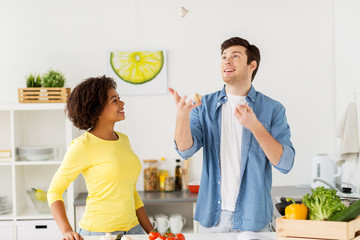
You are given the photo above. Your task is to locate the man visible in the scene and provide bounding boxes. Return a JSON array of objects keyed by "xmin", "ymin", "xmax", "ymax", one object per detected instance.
[{"xmin": 169, "ymin": 37, "xmax": 295, "ymax": 232}]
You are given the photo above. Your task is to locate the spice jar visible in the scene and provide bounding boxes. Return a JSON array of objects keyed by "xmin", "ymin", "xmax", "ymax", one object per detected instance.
[
  {"xmin": 143, "ymin": 159, "xmax": 158, "ymax": 191},
  {"xmin": 165, "ymin": 176, "xmax": 175, "ymax": 191}
]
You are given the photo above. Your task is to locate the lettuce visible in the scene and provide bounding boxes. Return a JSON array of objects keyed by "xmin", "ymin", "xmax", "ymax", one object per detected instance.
[{"xmin": 302, "ymin": 187, "xmax": 346, "ymax": 221}]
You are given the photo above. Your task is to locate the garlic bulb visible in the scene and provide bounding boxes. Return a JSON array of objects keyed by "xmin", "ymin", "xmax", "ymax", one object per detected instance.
[
  {"xmin": 101, "ymin": 233, "xmax": 115, "ymax": 240},
  {"xmin": 121, "ymin": 236, "xmax": 133, "ymax": 240},
  {"xmin": 178, "ymin": 7, "xmax": 189, "ymax": 18}
]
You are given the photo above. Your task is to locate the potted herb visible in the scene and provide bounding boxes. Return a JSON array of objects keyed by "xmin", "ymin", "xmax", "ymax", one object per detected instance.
[
  {"xmin": 42, "ymin": 70, "xmax": 66, "ymax": 87},
  {"xmin": 26, "ymin": 74, "xmax": 42, "ymax": 87}
]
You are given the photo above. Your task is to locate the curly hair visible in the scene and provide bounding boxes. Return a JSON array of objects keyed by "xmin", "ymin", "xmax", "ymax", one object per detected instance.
[
  {"xmin": 221, "ymin": 37, "xmax": 261, "ymax": 82},
  {"xmin": 66, "ymin": 76, "xmax": 117, "ymax": 130}
]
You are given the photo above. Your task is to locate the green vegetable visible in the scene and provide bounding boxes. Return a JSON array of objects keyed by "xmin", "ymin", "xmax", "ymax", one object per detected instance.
[
  {"xmin": 302, "ymin": 186, "xmax": 346, "ymax": 221},
  {"xmin": 328, "ymin": 199, "xmax": 360, "ymax": 221},
  {"xmin": 42, "ymin": 70, "xmax": 65, "ymax": 87}
]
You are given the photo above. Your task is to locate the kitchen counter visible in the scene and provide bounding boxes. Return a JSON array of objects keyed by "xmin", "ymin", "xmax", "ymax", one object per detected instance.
[
  {"xmin": 83, "ymin": 232, "xmax": 276, "ymax": 240},
  {"xmin": 75, "ymin": 186, "xmax": 310, "ymax": 206},
  {"xmin": 74, "ymin": 190, "xmax": 198, "ymax": 206}
]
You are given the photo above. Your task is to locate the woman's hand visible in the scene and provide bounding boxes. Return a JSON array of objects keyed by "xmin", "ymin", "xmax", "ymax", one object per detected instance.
[{"xmin": 63, "ymin": 231, "xmax": 83, "ymax": 240}]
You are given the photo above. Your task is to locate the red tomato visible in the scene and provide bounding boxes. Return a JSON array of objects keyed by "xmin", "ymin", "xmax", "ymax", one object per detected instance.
[
  {"xmin": 149, "ymin": 231, "xmax": 161, "ymax": 240},
  {"xmin": 166, "ymin": 237, "xmax": 176, "ymax": 240},
  {"xmin": 175, "ymin": 233, "xmax": 185, "ymax": 240}
]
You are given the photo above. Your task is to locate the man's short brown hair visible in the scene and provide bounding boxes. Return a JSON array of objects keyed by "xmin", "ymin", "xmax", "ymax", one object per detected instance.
[{"xmin": 221, "ymin": 37, "xmax": 261, "ymax": 82}]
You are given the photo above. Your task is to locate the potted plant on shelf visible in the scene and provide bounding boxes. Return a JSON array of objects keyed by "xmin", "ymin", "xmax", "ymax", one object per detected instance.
[{"xmin": 18, "ymin": 70, "xmax": 71, "ymax": 103}]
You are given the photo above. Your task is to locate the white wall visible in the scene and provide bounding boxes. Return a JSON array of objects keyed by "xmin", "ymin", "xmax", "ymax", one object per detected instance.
[
  {"xmin": 1, "ymin": 0, "xmax": 352, "ymax": 189},
  {"xmin": 334, "ymin": 0, "xmax": 360, "ymax": 192}
]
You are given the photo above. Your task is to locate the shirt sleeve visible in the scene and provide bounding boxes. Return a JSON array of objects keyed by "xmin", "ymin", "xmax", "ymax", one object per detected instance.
[
  {"xmin": 133, "ymin": 186, "xmax": 144, "ymax": 210},
  {"xmin": 47, "ymin": 140, "xmax": 90, "ymax": 206},
  {"xmin": 270, "ymin": 103, "xmax": 295, "ymax": 174},
  {"xmin": 175, "ymin": 106, "xmax": 203, "ymax": 159}
]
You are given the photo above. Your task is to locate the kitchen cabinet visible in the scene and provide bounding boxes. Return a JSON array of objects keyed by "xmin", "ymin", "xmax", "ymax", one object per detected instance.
[
  {"xmin": 0, "ymin": 221, "xmax": 13, "ymax": 240},
  {"xmin": 0, "ymin": 103, "xmax": 77, "ymax": 240},
  {"xmin": 16, "ymin": 220, "xmax": 62, "ymax": 240},
  {"xmin": 74, "ymin": 191, "xmax": 198, "ymax": 233}
]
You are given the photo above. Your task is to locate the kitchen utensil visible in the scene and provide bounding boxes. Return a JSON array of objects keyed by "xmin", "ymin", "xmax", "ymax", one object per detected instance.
[
  {"xmin": 188, "ymin": 181, "xmax": 200, "ymax": 193},
  {"xmin": 169, "ymin": 214, "xmax": 186, "ymax": 233},
  {"xmin": 311, "ymin": 154, "xmax": 341, "ymax": 189},
  {"xmin": 154, "ymin": 214, "xmax": 169, "ymax": 234},
  {"xmin": 148, "ymin": 216, "xmax": 157, "ymax": 229},
  {"xmin": 26, "ymin": 189, "xmax": 50, "ymax": 213},
  {"xmin": 17, "ymin": 146, "xmax": 54, "ymax": 161},
  {"xmin": 0, "ymin": 195, "xmax": 7, "ymax": 204}
]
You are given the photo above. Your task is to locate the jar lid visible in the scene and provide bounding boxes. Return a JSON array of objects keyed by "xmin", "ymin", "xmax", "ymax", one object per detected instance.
[{"xmin": 143, "ymin": 159, "xmax": 157, "ymax": 163}]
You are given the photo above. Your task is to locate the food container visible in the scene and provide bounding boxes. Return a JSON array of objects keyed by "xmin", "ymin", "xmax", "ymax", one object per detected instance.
[
  {"xmin": 188, "ymin": 181, "xmax": 200, "ymax": 193},
  {"xmin": 165, "ymin": 176, "xmax": 175, "ymax": 192},
  {"xmin": 143, "ymin": 160, "xmax": 158, "ymax": 192},
  {"xmin": 276, "ymin": 216, "xmax": 360, "ymax": 240},
  {"xmin": 26, "ymin": 189, "xmax": 50, "ymax": 213}
]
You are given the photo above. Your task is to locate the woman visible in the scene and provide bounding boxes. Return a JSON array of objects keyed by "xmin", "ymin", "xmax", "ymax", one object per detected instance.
[{"xmin": 47, "ymin": 76, "xmax": 154, "ymax": 240}]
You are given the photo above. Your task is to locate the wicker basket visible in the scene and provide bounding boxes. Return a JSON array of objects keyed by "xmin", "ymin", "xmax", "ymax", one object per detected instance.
[
  {"xmin": 18, "ymin": 88, "xmax": 71, "ymax": 103},
  {"xmin": 276, "ymin": 216, "xmax": 360, "ymax": 240}
]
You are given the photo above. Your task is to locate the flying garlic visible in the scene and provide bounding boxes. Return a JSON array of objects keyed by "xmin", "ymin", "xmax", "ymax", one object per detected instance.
[{"xmin": 178, "ymin": 7, "xmax": 189, "ymax": 18}]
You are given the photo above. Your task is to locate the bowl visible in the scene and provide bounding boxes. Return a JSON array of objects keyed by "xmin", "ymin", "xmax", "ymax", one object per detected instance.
[
  {"xmin": 26, "ymin": 189, "xmax": 50, "ymax": 213},
  {"xmin": 188, "ymin": 183, "xmax": 200, "ymax": 193},
  {"xmin": 17, "ymin": 147, "xmax": 54, "ymax": 161}
]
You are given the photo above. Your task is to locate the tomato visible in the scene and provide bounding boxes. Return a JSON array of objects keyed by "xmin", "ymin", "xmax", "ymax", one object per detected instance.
[
  {"xmin": 166, "ymin": 237, "xmax": 176, "ymax": 240},
  {"xmin": 149, "ymin": 231, "xmax": 161, "ymax": 240},
  {"xmin": 175, "ymin": 233, "xmax": 185, "ymax": 240},
  {"xmin": 163, "ymin": 232, "xmax": 175, "ymax": 238}
]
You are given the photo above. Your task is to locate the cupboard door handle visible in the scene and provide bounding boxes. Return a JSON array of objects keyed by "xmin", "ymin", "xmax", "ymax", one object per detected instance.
[{"xmin": 35, "ymin": 225, "xmax": 47, "ymax": 229}]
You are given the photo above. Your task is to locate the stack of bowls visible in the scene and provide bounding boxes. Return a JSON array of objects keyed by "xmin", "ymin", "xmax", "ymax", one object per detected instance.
[
  {"xmin": 0, "ymin": 195, "xmax": 11, "ymax": 214},
  {"xmin": 17, "ymin": 147, "xmax": 54, "ymax": 161}
]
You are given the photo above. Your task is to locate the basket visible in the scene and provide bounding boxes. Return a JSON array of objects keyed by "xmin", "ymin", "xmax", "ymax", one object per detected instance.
[
  {"xmin": 18, "ymin": 88, "xmax": 71, "ymax": 103},
  {"xmin": 276, "ymin": 216, "xmax": 360, "ymax": 240}
]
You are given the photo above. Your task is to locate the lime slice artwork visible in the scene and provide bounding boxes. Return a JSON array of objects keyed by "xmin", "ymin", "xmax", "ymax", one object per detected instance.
[{"xmin": 110, "ymin": 51, "xmax": 164, "ymax": 85}]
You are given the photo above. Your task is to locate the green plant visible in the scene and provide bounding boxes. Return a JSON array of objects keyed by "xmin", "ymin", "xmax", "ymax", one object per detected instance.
[
  {"xmin": 26, "ymin": 74, "xmax": 42, "ymax": 87},
  {"xmin": 42, "ymin": 70, "xmax": 66, "ymax": 87}
]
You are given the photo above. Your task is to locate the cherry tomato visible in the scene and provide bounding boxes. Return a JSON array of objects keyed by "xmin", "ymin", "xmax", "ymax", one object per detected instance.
[
  {"xmin": 149, "ymin": 231, "xmax": 161, "ymax": 240},
  {"xmin": 175, "ymin": 233, "xmax": 185, "ymax": 240},
  {"xmin": 163, "ymin": 232, "xmax": 175, "ymax": 238},
  {"xmin": 166, "ymin": 237, "xmax": 176, "ymax": 240}
]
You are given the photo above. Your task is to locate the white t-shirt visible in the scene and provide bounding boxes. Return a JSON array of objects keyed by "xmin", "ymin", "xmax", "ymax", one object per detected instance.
[{"xmin": 220, "ymin": 94, "xmax": 247, "ymax": 211}]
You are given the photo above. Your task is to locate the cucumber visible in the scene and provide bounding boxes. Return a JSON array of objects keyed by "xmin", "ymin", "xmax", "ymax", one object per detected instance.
[{"xmin": 328, "ymin": 199, "xmax": 360, "ymax": 221}]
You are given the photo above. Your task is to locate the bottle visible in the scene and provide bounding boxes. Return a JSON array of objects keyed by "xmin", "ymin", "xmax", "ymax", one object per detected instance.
[
  {"xmin": 175, "ymin": 159, "xmax": 182, "ymax": 191},
  {"xmin": 159, "ymin": 175, "xmax": 166, "ymax": 191},
  {"xmin": 158, "ymin": 157, "xmax": 169, "ymax": 186}
]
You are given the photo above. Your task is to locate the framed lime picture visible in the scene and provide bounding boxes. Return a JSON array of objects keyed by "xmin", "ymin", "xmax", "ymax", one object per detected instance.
[{"xmin": 108, "ymin": 50, "xmax": 167, "ymax": 96}]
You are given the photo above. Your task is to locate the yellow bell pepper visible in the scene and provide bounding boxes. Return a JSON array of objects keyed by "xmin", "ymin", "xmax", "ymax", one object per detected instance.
[{"xmin": 285, "ymin": 198, "xmax": 308, "ymax": 220}]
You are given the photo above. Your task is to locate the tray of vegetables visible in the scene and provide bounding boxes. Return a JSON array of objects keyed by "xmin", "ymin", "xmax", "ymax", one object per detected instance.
[{"xmin": 276, "ymin": 187, "xmax": 360, "ymax": 240}]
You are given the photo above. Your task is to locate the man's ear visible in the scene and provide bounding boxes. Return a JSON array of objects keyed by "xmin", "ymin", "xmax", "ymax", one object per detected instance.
[{"xmin": 249, "ymin": 60, "xmax": 257, "ymax": 71}]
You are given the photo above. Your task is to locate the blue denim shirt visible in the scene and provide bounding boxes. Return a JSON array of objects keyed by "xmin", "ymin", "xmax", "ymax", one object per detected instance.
[{"xmin": 176, "ymin": 85, "xmax": 295, "ymax": 231}]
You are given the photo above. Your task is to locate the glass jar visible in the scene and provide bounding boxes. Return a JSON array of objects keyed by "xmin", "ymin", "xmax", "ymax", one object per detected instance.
[
  {"xmin": 165, "ymin": 176, "xmax": 175, "ymax": 192},
  {"xmin": 143, "ymin": 159, "xmax": 158, "ymax": 191}
]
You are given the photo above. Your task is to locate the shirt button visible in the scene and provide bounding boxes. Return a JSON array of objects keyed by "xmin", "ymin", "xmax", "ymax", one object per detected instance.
[
  {"xmin": 218, "ymin": 201, "xmax": 220, "ymax": 204},
  {"xmin": 218, "ymin": 181, "xmax": 220, "ymax": 184}
]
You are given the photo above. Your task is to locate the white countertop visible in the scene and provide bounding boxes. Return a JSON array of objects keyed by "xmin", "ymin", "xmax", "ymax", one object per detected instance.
[{"xmin": 83, "ymin": 232, "xmax": 276, "ymax": 240}]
